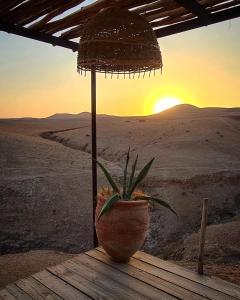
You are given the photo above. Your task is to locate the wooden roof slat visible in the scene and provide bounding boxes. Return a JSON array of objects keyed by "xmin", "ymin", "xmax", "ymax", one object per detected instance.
[
  {"xmin": 140, "ymin": 5, "xmax": 179, "ymax": 18},
  {"xmin": 146, "ymin": 5, "xmax": 187, "ymax": 22},
  {"xmin": 61, "ymin": 0, "xmax": 240, "ymax": 39},
  {"xmin": 35, "ymin": 0, "xmax": 158, "ymax": 34},
  {"xmin": 2, "ymin": 0, "xmax": 66, "ymax": 25},
  {"xmin": 151, "ymin": 13, "xmax": 195, "ymax": 28},
  {"xmin": 36, "ymin": 0, "xmax": 116, "ymax": 34},
  {"xmin": 148, "ymin": 0, "xmax": 238, "ymax": 24},
  {"xmin": 60, "ymin": 0, "xmax": 177, "ymax": 39},
  {"xmin": 155, "ymin": 5, "xmax": 240, "ymax": 37},
  {"xmin": 0, "ymin": 0, "xmax": 26, "ymax": 15},
  {"xmin": 0, "ymin": 0, "xmax": 239, "ymax": 48},
  {"xmin": 23, "ymin": 0, "xmax": 86, "ymax": 28},
  {"xmin": 141, "ymin": 7, "xmax": 168, "ymax": 18},
  {"xmin": 133, "ymin": 0, "xmax": 177, "ymax": 14},
  {"xmin": 199, "ymin": 0, "xmax": 233, "ymax": 6},
  {"xmin": 123, "ymin": 0, "xmax": 160, "ymax": 9},
  {"xmin": 61, "ymin": 23, "xmax": 85, "ymax": 40},
  {"xmin": 27, "ymin": 0, "xmax": 239, "ymax": 35},
  {"xmin": 209, "ymin": 0, "xmax": 240, "ymax": 12},
  {"xmin": 29, "ymin": 0, "xmax": 85, "ymax": 30},
  {"xmin": 60, "ymin": 0, "xmax": 168, "ymax": 39},
  {"xmin": 174, "ymin": 0, "xmax": 211, "ymax": 21},
  {"xmin": 146, "ymin": 0, "xmax": 232, "ymax": 23}
]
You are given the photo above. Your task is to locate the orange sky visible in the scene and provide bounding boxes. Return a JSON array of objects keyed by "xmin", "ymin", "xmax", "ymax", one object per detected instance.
[{"xmin": 0, "ymin": 18, "xmax": 239, "ymax": 118}]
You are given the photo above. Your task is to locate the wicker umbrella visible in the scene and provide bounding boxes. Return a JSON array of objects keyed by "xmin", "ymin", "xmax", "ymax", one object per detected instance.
[
  {"xmin": 77, "ymin": 7, "xmax": 163, "ymax": 75},
  {"xmin": 77, "ymin": 7, "xmax": 162, "ymax": 247}
]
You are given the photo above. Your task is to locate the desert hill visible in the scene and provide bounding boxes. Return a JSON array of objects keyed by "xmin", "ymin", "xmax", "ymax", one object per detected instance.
[
  {"xmin": 47, "ymin": 111, "xmax": 114, "ymax": 120},
  {"xmin": 45, "ymin": 104, "xmax": 240, "ymax": 179},
  {"xmin": 0, "ymin": 104, "xmax": 240, "ymax": 286}
]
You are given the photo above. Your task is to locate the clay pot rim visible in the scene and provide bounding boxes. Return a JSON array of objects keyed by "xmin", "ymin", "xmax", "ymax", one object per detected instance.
[{"xmin": 98, "ymin": 195, "xmax": 149, "ymax": 208}]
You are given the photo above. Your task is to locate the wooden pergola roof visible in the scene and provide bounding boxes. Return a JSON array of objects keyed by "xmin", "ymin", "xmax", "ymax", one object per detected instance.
[{"xmin": 0, "ymin": 0, "xmax": 239, "ymax": 52}]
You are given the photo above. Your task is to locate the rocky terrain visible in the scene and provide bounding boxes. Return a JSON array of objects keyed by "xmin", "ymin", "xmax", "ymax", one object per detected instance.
[{"xmin": 0, "ymin": 104, "xmax": 240, "ymax": 286}]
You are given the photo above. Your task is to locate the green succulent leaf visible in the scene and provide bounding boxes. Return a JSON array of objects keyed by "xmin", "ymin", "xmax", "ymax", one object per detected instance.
[
  {"xmin": 128, "ymin": 158, "xmax": 155, "ymax": 197},
  {"xmin": 96, "ymin": 160, "xmax": 120, "ymax": 193},
  {"xmin": 98, "ymin": 193, "xmax": 121, "ymax": 220},
  {"xmin": 126, "ymin": 154, "xmax": 138, "ymax": 198},
  {"xmin": 123, "ymin": 147, "xmax": 130, "ymax": 198},
  {"xmin": 133, "ymin": 195, "xmax": 177, "ymax": 216}
]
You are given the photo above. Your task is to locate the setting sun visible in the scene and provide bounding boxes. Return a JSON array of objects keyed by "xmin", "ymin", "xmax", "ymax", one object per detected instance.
[{"xmin": 153, "ymin": 97, "xmax": 183, "ymax": 114}]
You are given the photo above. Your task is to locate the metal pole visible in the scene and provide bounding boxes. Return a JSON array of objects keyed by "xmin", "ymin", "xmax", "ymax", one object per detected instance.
[{"xmin": 91, "ymin": 68, "xmax": 98, "ymax": 247}]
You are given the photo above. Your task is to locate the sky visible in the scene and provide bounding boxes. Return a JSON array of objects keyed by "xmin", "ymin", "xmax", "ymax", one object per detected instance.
[{"xmin": 0, "ymin": 7, "xmax": 239, "ymax": 118}]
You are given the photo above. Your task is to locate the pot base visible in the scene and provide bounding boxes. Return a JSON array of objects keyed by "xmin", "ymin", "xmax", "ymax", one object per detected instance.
[{"xmin": 108, "ymin": 254, "xmax": 130, "ymax": 263}]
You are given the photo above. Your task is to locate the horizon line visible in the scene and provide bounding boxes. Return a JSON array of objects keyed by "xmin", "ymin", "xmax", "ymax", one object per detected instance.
[{"xmin": 1, "ymin": 104, "xmax": 240, "ymax": 120}]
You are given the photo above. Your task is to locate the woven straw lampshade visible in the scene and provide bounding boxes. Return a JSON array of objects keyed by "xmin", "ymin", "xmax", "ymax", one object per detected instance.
[{"xmin": 77, "ymin": 7, "xmax": 162, "ymax": 76}]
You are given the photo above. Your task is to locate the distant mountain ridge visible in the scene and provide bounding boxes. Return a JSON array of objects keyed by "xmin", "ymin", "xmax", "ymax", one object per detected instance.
[
  {"xmin": 151, "ymin": 104, "xmax": 240, "ymax": 118},
  {"xmin": 46, "ymin": 111, "xmax": 115, "ymax": 119},
  {"xmin": 48, "ymin": 104, "xmax": 240, "ymax": 120},
  {"xmin": 46, "ymin": 112, "xmax": 91, "ymax": 119},
  {"xmin": 3, "ymin": 104, "xmax": 238, "ymax": 120}
]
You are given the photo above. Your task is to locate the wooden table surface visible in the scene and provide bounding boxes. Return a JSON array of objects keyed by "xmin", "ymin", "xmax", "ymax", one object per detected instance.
[{"xmin": 1, "ymin": 247, "xmax": 240, "ymax": 299}]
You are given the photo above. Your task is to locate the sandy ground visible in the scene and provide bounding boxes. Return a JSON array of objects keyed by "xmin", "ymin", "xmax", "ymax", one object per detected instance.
[
  {"xmin": 0, "ymin": 250, "xmax": 74, "ymax": 288},
  {"xmin": 175, "ymin": 260, "xmax": 240, "ymax": 285},
  {"xmin": 0, "ymin": 104, "xmax": 240, "ymax": 287}
]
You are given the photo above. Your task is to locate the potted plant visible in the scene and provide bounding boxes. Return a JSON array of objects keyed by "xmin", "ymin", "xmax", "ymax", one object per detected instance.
[{"xmin": 95, "ymin": 149, "xmax": 176, "ymax": 262}]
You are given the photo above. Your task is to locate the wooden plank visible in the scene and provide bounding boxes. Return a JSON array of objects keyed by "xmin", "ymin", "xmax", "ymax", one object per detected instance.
[
  {"xmin": 132, "ymin": 250, "xmax": 240, "ymax": 299},
  {"xmin": 96, "ymin": 247, "xmax": 236, "ymax": 300},
  {"xmin": 72, "ymin": 254, "xmax": 176, "ymax": 299},
  {"xmin": 16, "ymin": 277, "xmax": 62, "ymax": 300},
  {"xmin": 61, "ymin": 259, "xmax": 144, "ymax": 299},
  {"xmin": 86, "ymin": 248, "xmax": 206, "ymax": 300},
  {"xmin": 5, "ymin": 284, "xmax": 33, "ymax": 300},
  {"xmin": 61, "ymin": 257, "xmax": 159, "ymax": 300},
  {"xmin": 32, "ymin": 270, "xmax": 91, "ymax": 300},
  {"xmin": 130, "ymin": 258, "xmax": 236, "ymax": 299},
  {"xmin": 49, "ymin": 262, "xmax": 120, "ymax": 300},
  {"xmin": 0, "ymin": 289, "xmax": 17, "ymax": 300}
]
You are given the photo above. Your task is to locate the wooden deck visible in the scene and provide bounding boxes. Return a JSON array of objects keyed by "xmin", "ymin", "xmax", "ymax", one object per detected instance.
[{"xmin": 1, "ymin": 247, "xmax": 240, "ymax": 300}]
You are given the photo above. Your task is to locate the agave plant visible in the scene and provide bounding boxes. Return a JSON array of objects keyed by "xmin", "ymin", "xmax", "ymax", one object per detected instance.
[{"xmin": 97, "ymin": 149, "xmax": 176, "ymax": 219}]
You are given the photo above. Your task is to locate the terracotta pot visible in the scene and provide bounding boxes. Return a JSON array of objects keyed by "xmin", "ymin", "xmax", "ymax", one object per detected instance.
[{"xmin": 95, "ymin": 195, "xmax": 149, "ymax": 262}]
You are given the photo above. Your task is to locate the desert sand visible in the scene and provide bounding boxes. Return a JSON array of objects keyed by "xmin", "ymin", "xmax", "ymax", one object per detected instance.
[{"xmin": 0, "ymin": 104, "xmax": 240, "ymax": 287}]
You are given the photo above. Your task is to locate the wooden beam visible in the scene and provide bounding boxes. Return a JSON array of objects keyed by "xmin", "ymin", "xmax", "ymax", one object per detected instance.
[
  {"xmin": 155, "ymin": 6, "xmax": 240, "ymax": 38},
  {"xmin": 197, "ymin": 198, "xmax": 209, "ymax": 275},
  {"xmin": 0, "ymin": 20, "xmax": 78, "ymax": 51},
  {"xmin": 174, "ymin": 0, "xmax": 211, "ymax": 21}
]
